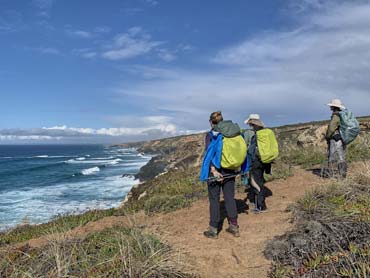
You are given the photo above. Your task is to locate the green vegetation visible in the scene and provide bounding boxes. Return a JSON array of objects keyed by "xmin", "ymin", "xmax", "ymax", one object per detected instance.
[
  {"xmin": 125, "ymin": 167, "xmax": 206, "ymax": 214},
  {"xmin": 144, "ymin": 195, "xmax": 192, "ymax": 215},
  {"xmin": 265, "ymin": 163, "xmax": 370, "ymax": 278},
  {"xmin": 277, "ymin": 132, "xmax": 370, "ymax": 170},
  {"xmin": 347, "ymin": 133, "xmax": 370, "ymax": 162},
  {"xmin": 279, "ymin": 146, "xmax": 326, "ymax": 169},
  {"xmin": 0, "ymin": 208, "xmax": 122, "ymax": 246},
  {"xmin": 0, "ymin": 226, "xmax": 193, "ymax": 278}
]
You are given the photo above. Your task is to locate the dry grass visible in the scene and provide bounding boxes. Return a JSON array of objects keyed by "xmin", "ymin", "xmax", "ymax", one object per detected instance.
[
  {"xmin": 0, "ymin": 225, "xmax": 195, "ymax": 278},
  {"xmin": 266, "ymin": 162, "xmax": 370, "ymax": 278}
]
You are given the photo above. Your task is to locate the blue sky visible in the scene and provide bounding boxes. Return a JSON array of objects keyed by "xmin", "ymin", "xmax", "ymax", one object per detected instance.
[{"xmin": 1, "ymin": 0, "xmax": 370, "ymax": 143}]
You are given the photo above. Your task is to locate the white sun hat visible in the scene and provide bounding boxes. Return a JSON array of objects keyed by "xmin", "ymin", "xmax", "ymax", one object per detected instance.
[
  {"xmin": 327, "ymin": 99, "xmax": 346, "ymax": 110},
  {"xmin": 244, "ymin": 113, "xmax": 265, "ymax": 127}
]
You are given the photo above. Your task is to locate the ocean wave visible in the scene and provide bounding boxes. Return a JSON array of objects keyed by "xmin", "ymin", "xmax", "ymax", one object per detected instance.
[
  {"xmin": 91, "ymin": 156, "xmax": 114, "ymax": 160},
  {"xmin": 34, "ymin": 155, "xmax": 76, "ymax": 158},
  {"xmin": 0, "ymin": 175, "xmax": 140, "ymax": 230},
  {"xmin": 65, "ymin": 158, "xmax": 122, "ymax": 165},
  {"xmin": 81, "ymin": 167, "xmax": 100, "ymax": 175},
  {"xmin": 0, "ymin": 162, "xmax": 63, "ymax": 176},
  {"xmin": 76, "ymin": 157, "xmax": 86, "ymax": 161}
]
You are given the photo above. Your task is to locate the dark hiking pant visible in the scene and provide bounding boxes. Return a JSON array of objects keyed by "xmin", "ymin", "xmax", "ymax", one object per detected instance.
[
  {"xmin": 208, "ymin": 169, "xmax": 237, "ymax": 229},
  {"xmin": 250, "ymin": 158, "xmax": 267, "ymax": 210}
]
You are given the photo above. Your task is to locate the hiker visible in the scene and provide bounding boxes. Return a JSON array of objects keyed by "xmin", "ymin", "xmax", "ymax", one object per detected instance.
[
  {"xmin": 245, "ymin": 114, "xmax": 278, "ymax": 212},
  {"xmin": 200, "ymin": 111, "xmax": 248, "ymax": 239},
  {"xmin": 325, "ymin": 99, "xmax": 360, "ymax": 178}
]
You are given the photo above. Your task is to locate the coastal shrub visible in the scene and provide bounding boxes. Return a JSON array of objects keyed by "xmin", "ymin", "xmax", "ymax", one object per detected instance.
[
  {"xmin": 266, "ymin": 164, "xmax": 370, "ymax": 277},
  {"xmin": 0, "ymin": 227, "xmax": 194, "ymax": 278},
  {"xmin": 347, "ymin": 133, "xmax": 370, "ymax": 162},
  {"xmin": 144, "ymin": 195, "xmax": 192, "ymax": 215},
  {"xmin": 0, "ymin": 208, "xmax": 121, "ymax": 246},
  {"xmin": 279, "ymin": 145, "xmax": 326, "ymax": 169},
  {"xmin": 125, "ymin": 167, "xmax": 206, "ymax": 214}
]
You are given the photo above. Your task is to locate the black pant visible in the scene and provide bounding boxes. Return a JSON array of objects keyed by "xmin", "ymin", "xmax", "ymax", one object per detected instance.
[
  {"xmin": 250, "ymin": 158, "xmax": 267, "ymax": 210},
  {"xmin": 207, "ymin": 169, "xmax": 237, "ymax": 228}
]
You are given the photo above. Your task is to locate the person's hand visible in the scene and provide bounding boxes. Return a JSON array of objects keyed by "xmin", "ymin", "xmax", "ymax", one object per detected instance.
[{"xmin": 211, "ymin": 168, "xmax": 223, "ymax": 182}]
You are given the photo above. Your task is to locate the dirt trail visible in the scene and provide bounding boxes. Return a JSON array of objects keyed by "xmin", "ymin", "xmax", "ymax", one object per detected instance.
[{"xmin": 13, "ymin": 169, "xmax": 325, "ymax": 278}]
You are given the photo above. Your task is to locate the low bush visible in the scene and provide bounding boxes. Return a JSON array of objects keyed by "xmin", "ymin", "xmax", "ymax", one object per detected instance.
[
  {"xmin": 0, "ymin": 227, "xmax": 194, "ymax": 278},
  {"xmin": 266, "ymin": 164, "xmax": 370, "ymax": 277}
]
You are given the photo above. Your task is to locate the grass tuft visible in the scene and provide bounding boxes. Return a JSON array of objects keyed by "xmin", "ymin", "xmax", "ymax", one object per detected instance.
[
  {"xmin": 266, "ymin": 162, "xmax": 370, "ymax": 277},
  {"xmin": 0, "ymin": 226, "xmax": 194, "ymax": 278}
]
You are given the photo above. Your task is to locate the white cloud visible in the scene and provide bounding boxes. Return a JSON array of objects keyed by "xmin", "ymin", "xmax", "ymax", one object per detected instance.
[
  {"xmin": 157, "ymin": 49, "xmax": 176, "ymax": 62},
  {"xmin": 43, "ymin": 116, "xmax": 178, "ymax": 136},
  {"xmin": 102, "ymin": 27, "xmax": 163, "ymax": 60},
  {"xmin": 82, "ymin": 52, "xmax": 97, "ymax": 58},
  {"xmin": 0, "ymin": 135, "xmax": 61, "ymax": 141},
  {"xmin": 38, "ymin": 47, "xmax": 60, "ymax": 55},
  {"xmin": 94, "ymin": 26, "xmax": 111, "ymax": 33},
  {"xmin": 67, "ymin": 30, "xmax": 93, "ymax": 39},
  {"xmin": 0, "ymin": 10, "xmax": 24, "ymax": 32},
  {"xmin": 145, "ymin": 0, "xmax": 159, "ymax": 6},
  {"xmin": 114, "ymin": 1, "xmax": 370, "ymax": 129},
  {"xmin": 0, "ymin": 115, "xmax": 188, "ymax": 143},
  {"xmin": 32, "ymin": 0, "xmax": 54, "ymax": 18}
]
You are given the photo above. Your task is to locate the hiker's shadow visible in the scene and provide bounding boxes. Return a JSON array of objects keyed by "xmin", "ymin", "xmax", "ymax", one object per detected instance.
[
  {"xmin": 219, "ymin": 199, "xmax": 248, "ymax": 231},
  {"xmin": 309, "ymin": 167, "xmax": 335, "ymax": 179},
  {"xmin": 245, "ymin": 185, "xmax": 273, "ymax": 204}
]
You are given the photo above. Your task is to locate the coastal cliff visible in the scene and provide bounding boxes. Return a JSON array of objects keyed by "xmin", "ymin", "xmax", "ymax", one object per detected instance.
[
  {"xmin": 119, "ymin": 116, "xmax": 370, "ymax": 208},
  {"xmin": 1, "ymin": 117, "xmax": 369, "ymax": 277}
]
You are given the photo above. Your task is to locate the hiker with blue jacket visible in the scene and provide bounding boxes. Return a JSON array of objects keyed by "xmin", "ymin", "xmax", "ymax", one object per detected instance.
[
  {"xmin": 325, "ymin": 99, "xmax": 348, "ymax": 178},
  {"xmin": 201, "ymin": 111, "xmax": 247, "ymax": 239},
  {"xmin": 245, "ymin": 114, "xmax": 272, "ymax": 212}
]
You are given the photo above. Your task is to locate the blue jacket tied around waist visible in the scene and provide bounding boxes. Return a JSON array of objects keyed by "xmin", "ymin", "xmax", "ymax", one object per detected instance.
[{"xmin": 200, "ymin": 132, "xmax": 250, "ymax": 181}]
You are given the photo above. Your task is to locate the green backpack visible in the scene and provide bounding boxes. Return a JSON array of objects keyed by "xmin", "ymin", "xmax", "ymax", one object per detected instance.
[
  {"xmin": 256, "ymin": 129, "xmax": 279, "ymax": 163},
  {"xmin": 221, "ymin": 135, "xmax": 247, "ymax": 170}
]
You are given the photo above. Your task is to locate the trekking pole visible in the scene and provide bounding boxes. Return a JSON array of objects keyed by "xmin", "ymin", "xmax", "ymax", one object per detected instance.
[{"xmin": 206, "ymin": 172, "xmax": 241, "ymax": 182}]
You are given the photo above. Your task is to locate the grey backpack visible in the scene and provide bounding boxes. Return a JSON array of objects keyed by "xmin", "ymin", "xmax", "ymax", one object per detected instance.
[{"xmin": 339, "ymin": 110, "xmax": 360, "ymax": 145}]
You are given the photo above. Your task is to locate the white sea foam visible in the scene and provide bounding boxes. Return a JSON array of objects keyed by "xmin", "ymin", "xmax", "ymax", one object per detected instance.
[
  {"xmin": 0, "ymin": 175, "xmax": 140, "ymax": 231},
  {"xmin": 76, "ymin": 157, "xmax": 86, "ymax": 161},
  {"xmin": 91, "ymin": 156, "xmax": 114, "ymax": 160},
  {"xmin": 66, "ymin": 158, "xmax": 119, "ymax": 164},
  {"xmin": 122, "ymin": 161, "xmax": 148, "ymax": 167},
  {"xmin": 81, "ymin": 166, "xmax": 100, "ymax": 175},
  {"xmin": 32, "ymin": 155, "xmax": 76, "ymax": 159}
]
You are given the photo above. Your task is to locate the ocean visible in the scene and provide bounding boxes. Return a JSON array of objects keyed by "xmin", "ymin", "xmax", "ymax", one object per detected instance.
[{"xmin": 0, "ymin": 145, "xmax": 150, "ymax": 231}]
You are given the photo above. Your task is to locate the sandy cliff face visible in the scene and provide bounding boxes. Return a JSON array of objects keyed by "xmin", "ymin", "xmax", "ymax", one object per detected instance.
[
  {"xmin": 118, "ymin": 117, "xmax": 370, "ymax": 205},
  {"xmin": 118, "ymin": 133, "xmax": 206, "ymax": 181}
]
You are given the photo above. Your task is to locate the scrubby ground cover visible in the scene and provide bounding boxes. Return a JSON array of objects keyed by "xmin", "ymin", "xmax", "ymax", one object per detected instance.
[
  {"xmin": 0, "ymin": 208, "xmax": 122, "ymax": 246},
  {"xmin": 265, "ymin": 163, "xmax": 370, "ymax": 278},
  {"xmin": 279, "ymin": 132, "xmax": 370, "ymax": 169},
  {"xmin": 0, "ymin": 226, "xmax": 193, "ymax": 278},
  {"xmin": 125, "ymin": 167, "xmax": 206, "ymax": 215}
]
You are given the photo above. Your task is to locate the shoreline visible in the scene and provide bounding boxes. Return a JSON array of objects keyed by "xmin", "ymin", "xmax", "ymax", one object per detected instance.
[{"xmin": 0, "ymin": 147, "xmax": 151, "ymax": 232}]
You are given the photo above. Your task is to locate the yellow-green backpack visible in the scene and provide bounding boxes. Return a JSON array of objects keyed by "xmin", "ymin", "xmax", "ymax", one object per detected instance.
[
  {"xmin": 220, "ymin": 135, "xmax": 247, "ymax": 170},
  {"xmin": 256, "ymin": 129, "xmax": 279, "ymax": 163}
]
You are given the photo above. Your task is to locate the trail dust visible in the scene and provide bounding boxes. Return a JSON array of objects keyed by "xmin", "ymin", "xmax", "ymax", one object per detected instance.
[{"xmin": 11, "ymin": 168, "xmax": 326, "ymax": 278}]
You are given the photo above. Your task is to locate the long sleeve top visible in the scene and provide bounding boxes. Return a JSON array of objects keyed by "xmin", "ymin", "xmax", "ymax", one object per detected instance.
[{"xmin": 325, "ymin": 112, "xmax": 340, "ymax": 139}]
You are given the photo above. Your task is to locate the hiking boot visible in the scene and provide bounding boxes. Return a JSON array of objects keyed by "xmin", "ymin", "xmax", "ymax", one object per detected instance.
[
  {"xmin": 253, "ymin": 207, "xmax": 268, "ymax": 214},
  {"xmin": 226, "ymin": 224, "xmax": 240, "ymax": 237},
  {"xmin": 203, "ymin": 226, "xmax": 218, "ymax": 239}
]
